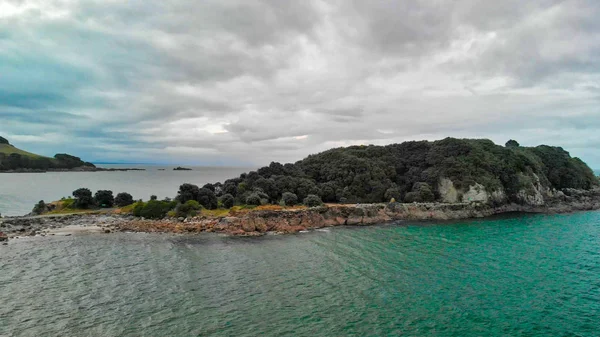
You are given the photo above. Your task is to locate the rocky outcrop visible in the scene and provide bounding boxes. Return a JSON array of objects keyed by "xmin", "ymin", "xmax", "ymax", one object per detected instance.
[
  {"xmin": 438, "ymin": 178, "xmax": 458, "ymax": 203},
  {"xmin": 2, "ymin": 187, "xmax": 599, "ymax": 240}
]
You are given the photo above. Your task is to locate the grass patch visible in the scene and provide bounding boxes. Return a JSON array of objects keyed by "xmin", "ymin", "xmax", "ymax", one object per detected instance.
[{"xmin": 0, "ymin": 144, "xmax": 50, "ymax": 159}]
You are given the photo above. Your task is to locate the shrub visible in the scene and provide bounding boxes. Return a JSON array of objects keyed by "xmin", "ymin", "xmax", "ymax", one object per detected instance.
[
  {"xmin": 404, "ymin": 182, "xmax": 435, "ymax": 203},
  {"xmin": 73, "ymin": 188, "xmax": 94, "ymax": 209},
  {"xmin": 31, "ymin": 200, "xmax": 47, "ymax": 215},
  {"xmin": 174, "ymin": 200, "xmax": 202, "ymax": 218},
  {"xmin": 176, "ymin": 183, "xmax": 201, "ymax": 203},
  {"xmin": 137, "ymin": 200, "xmax": 176, "ymax": 219},
  {"xmin": 150, "ymin": 195, "xmax": 158, "ymax": 201},
  {"xmin": 115, "ymin": 193, "xmax": 134, "ymax": 207},
  {"xmin": 246, "ymin": 193, "xmax": 261, "ymax": 206},
  {"xmin": 94, "ymin": 190, "xmax": 114, "ymax": 208},
  {"xmin": 303, "ymin": 194, "xmax": 323, "ymax": 207},
  {"xmin": 197, "ymin": 188, "xmax": 218, "ymax": 209},
  {"xmin": 220, "ymin": 194, "xmax": 235, "ymax": 209},
  {"xmin": 281, "ymin": 192, "xmax": 298, "ymax": 206}
]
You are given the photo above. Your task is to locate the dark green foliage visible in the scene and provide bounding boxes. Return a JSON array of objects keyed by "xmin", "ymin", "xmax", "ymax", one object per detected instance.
[
  {"xmin": 174, "ymin": 200, "xmax": 202, "ymax": 218},
  {"xmin": 505, "ymin": 140, "xmax": 520, "ymax": 148},
  {"xmin": 134, "ymin": 200, "xmax": 177, "ymax": 219},
  {"xmin": 202, "ymin": 183, "xmax": 215, "ymax": 192},
  {"xmin": 94, "ymin": 190, "xmax": 114, "ymax": 208},
  {"xmin": 303, "ymin": 194, "xmax": 323, "ymax": 207},
  {"xmin": 220, "ymin": 194, "xmax": 235, "ymax": 209},
  {"xmin": 246, "ymin": 193, "xmax": 262, "ymax": 206},
  {"xmin": 31, "ymin": 200, "xmax": 47, "ymax": 215},
  {"xmin": 176, "ymin": 183, "xmax": 201, "ymax": 203},
  {"xmin": 115, "ymin": 193, "xmax": 134, "ymax": 207},
  {"xmin": 197, "ymin": 188, "xmax": 218, "ymax": 209},
  {"xmin": 0, "ymin": 136, "xmax": 9, "ymax": 144},
  {"xmin": 213, "ymin": 138, "xmax": 597, "ymax": 205},
  {"xmin": 150, "ymin": 195, "xmax": 158, "ymax": 201},
  {"xmin": 73, "ymin": 188, "xmax": 94, "ymax": 209},
  {"xmin": 281, "ymin": 192, "xmax": 298, "ymax": 206},
  {"xmin": 404, "ymin": 182, "xmax": 435, "ymax": 203}
]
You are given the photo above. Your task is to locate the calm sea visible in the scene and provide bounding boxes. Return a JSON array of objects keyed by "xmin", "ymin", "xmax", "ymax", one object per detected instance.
[
  {"xmin": 1, "ymin": 211, "xmax": 599, "ymax": 336},
  {"xmin": 0, "ymin": 165, "xmax": 253, "ymax": 216}
]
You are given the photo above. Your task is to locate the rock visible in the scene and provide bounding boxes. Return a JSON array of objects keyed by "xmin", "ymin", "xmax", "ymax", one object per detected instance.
[
  {"xmin": 178, "ymin": 217, "xmax": 185, "ymax": 222},
  {"xmin": 438, "ymin": 178, "xmax": 458, "ymax": 203},
  {"xmin": 463, "ymin": 183, "xmax": 489, "ymax": 203},
  {"xmin": 104, "ymin": 229, "xmax": 111, "ymax": 234}
]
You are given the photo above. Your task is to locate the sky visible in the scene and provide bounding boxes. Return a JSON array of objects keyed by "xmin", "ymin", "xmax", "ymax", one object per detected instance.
[{"xmin": 1, "ymin": 0, "xmax": 599, "ymax": 168}]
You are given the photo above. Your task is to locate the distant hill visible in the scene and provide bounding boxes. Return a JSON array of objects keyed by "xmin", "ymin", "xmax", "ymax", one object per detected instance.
[
  {"xmin": 215, "ymin": 138, "xmax": 599, "ymax": 206},
  {"xmin": 0, "ymin": 137, "xmax": 95, "ymax": 171}
]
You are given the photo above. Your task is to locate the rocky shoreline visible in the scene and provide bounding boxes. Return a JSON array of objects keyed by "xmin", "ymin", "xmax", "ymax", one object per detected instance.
[{"xmin": 1, "ymin": 188, "xmax": 599, "ymax": 242}]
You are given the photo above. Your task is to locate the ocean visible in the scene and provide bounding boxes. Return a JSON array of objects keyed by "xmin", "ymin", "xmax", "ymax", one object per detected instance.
[
  {"xmin": 1, "ymin": 211, "xmax": 599, "ymax": 336},
  {"xmin": 0, "ymin": 165, "xmax": 253, "ymax": 216}
]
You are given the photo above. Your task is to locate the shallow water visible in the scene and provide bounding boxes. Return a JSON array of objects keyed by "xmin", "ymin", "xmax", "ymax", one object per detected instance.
[
  {"xmin": 1, "ymin": 211, "xmax": 599, "ymax": 336},
  {"xmin": 0, "ymin": 165, "xmax": 252, "ymax": 216}
]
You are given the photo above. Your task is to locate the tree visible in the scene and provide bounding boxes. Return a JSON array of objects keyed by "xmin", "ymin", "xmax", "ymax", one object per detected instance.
[
  {"xmin": 150, "ymin": 195, "xmax": 158, "ymax": 201},
  {"xmin": 246, "ymin": 193, "xmax": 261, "ymax": 206},
  {"xmin": 197, "ymin": 188, "xmax": 218, "ymax": 209},
  {"xmin": 31, "ymin": 200, "xmax": 47, "ymax": 215},
  {"xmin": 176, "ymin": 183, "xmax": 201, "ymax": 203},
  {"xmin": 303, "ymin": 194, "xmax": 323, "ymax": 207},
  {"xmin": 94, "ymin": 190, "xmax": 114, "ymax": 208},
  {"xmin": 115, "ymin": 193, "xmax": 134, "ymax": 207},
  {"xmin": 73, "ymin": 188, "xmax": 94, "ymax": 208},
  {"xmin": 0, "ymin": 136, "xmax": 8, "ymax": 144},
  {"xmin": 505, "ymin": 140, "xmax": 520, "ymax": 148},
  {"xmin": 202, "ymin": 183, "xmax": 215, "ymax": 192},
  {"xmin": 175, "ymin": 200, "xmax": 202, "ymax": 218},
  {"xmin": 220, "ymin": 194, "xmax": 235, "ymax": 209},
  {"xmin": 281, "ymin": 192, "xmax": 298, "ymax": 206}
]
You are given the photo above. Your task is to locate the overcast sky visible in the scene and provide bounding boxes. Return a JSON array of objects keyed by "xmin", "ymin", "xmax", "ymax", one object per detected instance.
[{"xmin": 1, "ymin": 0, "xmax": 599, "ymax": 168}]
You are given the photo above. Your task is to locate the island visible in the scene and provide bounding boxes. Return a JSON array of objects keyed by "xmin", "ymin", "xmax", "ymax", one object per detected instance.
[
  {"xmin": 173, "ymin": 166, "xmax": 193, "ymax": 171},
  {"xmin": 1, "ymin": 137, "xmax": 599, "ymax": 239},
  {"xmin": 0, "ymin": 136, "xmax": 144, "ymax": 172}
]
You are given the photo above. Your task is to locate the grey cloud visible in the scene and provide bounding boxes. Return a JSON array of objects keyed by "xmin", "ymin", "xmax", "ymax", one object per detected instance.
[{"xmin": 2, "ymin": 0, "xmax": 600, "ymax": 168}]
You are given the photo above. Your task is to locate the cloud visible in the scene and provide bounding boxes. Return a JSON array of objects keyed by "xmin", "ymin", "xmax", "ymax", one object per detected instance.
[{"xmin": 1, "ymin": 0, "xmax": 599, "ymax": 168}]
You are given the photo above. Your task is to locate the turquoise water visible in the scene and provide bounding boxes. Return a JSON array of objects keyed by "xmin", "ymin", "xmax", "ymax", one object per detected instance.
[
  {"xmin": 1, "ymin": 211, "xmax": 600, "ymax": 336},
  {"xmin": 0, "ymin": 165, "xmax": 252, "ymax": 216}
]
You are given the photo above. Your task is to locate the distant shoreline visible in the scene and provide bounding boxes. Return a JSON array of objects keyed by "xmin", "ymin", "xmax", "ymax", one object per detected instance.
[{"xmin": 0, "ymin": 167, "xmax": 146, "ymax": 173}]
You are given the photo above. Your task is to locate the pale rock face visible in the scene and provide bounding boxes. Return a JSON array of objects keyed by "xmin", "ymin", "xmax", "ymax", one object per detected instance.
[
  {"xmin": 462, "ymin": 183, "xmax": 489, "ymax": 203},
  {"xmin": 438, "ymin": 178, "xmax": 458, "ymax": 203},
  {"xmin": 516, "ymin": 173, "xmax": 546, "ymax": 206},
  {"xmin": 490, "ymin": 188, "xmax": 507, "ymax": 204}
]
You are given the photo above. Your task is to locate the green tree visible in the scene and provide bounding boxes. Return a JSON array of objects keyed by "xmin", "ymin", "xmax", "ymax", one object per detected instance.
[
  {"xmin": 73, "ymin": 188, "xmax": 94, "ymax": 209},
  {"xmin": 281, "ymin": 192, "xmax": 298, "ymax": 206},
  {"xmin": 115, "ymin": 193, "xmax": 134, "ymax": 207},
  {"xmin": 94, "ymin": 190, "xmax": 114, "ymax": 208},
  {"xmin": 303, "ymin": 194, "xmax": 323, "ymax": 207},
  {"xmin": 220, "ymin": 194, "xmax": 235, "ymax": 209}
]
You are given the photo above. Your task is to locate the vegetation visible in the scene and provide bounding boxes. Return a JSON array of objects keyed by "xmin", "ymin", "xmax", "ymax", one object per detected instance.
[
  {"xmin": 175, "ymin": 184, "xmax": 218, "ymax": 209},
  {"xmin": 73, "ymin": 188, "xmax": 94, "ymax": 209},
  {"xmin": 133, "ymin": 200, "xmax": 178, "ymax": 219},
  {"xmin": 281, "ymin": 192, "xmax": 298, "ymax": 206},
  {"xmin": 0, "ymin": 136, "xmax": 95, "ymax": 171},
  {"xmin": 303, "ymin": 194, "xmax": 323, "ymax": 207},
  {"xmin": 94, "ymin": 190, "xmax": 114, "ymax": 208},
  {"xmin": 210, "ymin": 138, "xmax": 598, "ymax": 205},
  {"xmin": 115, "ymin": 193, "xmax": 134, "ymax": 207},
  {"xmin": 31, "ymin": 200, "xmax": 47, "ymax": 215},
  {"xmin": 220, "ymin": 193, "xmax": 235, "ymax": 209},
  {"xmin": 174, "ymin": 200, "xmax": 202, "ymax": 218}
]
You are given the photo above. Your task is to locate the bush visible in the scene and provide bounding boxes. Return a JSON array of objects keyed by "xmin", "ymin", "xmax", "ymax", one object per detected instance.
[
  {"xmin": 94, "ymin": 190, "xmax": 114, "ymax": 208},
  {"xmin": 303, "ymin": 194, "xmax": 323, "ymax": 207},
  {"xmin": 135, "ymin": 200, "xmax": 176, "ymax": 219},
  {"xmin": 115, "ymin": 193, "xmax": 134, "ymax": 207},
  {"xmin": 73, "ymin": 188, "xmax": 94, "ymax": 209},
  {"xmin": 220, "ymin": 194, "xmax": 235, "ymax": 209},
  {"xmin": 176, "ymin": 183, "xmax": 201, "ymax": 203},
  {"xmin": 281, "ymin": 192, "xmax": 298, "ymax": 206},
  {"xmin": 246, "ymin": 193, "xmax": 261, "ymax": 206},
  {"xmin": 150, "ymin": 195, "xmax": 158, "ymax": 201},
  {"xmin": 197, "ymin": 188, "xmax": 218, "ymax": 209},
  {"xmin": 403, "ymin": 182, "xmax": 435, "ymax": 203},
  {"xmin": 31, "ymin": 200, "xmax": 47, "ymax": 215},
  {"xmin": 174, "ymin": 200, "xmax": 202, "ymax": 218}
]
